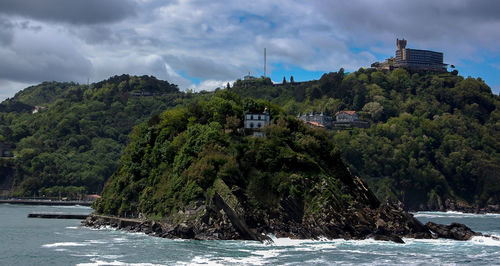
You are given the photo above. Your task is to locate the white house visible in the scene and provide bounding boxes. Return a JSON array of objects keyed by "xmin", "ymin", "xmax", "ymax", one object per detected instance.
[
  {"xmin": 244, "ymin": 108, "xmax": 270, "ymax": 137},
  {"xmin": 32, "ymin": 106, "xmax": 47, "ymax": 114}
]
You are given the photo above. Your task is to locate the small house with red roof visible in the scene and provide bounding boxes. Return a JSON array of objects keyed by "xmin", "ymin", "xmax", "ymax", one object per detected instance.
[{"xmin": 335, "ymin": 111, "xmax": 358, "ymax": 122}]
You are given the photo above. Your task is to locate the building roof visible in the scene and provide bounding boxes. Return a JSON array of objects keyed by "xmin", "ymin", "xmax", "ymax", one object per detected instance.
[
  {"xmin": 306, "ymin": 121, "xmax": 325, "ymax": 128},
  {"xmin": 336, "ymin": 111, "xmax": 357, "ymax": 116}
]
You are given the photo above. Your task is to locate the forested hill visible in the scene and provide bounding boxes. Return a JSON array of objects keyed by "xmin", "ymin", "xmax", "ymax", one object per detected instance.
[
  {"xmin": 93, "ymin": 90, "xmax": 431, "ymax": 242},
  {"xmin": 229, "ymin": 69, "xmax": 500, "ymax": 211},
  {"xmin": 0, "ymin": 75, "xmax": 186, "ymax": 196},
  {"xmin": 1, "ymin": 69, "xmax": 498, "ymax": 211}
]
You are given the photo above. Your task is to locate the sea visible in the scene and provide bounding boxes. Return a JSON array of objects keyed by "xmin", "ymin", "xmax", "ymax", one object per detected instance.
[{"xmin": 0, "ymin": 204, "xmax": 499, "ymax": 265}]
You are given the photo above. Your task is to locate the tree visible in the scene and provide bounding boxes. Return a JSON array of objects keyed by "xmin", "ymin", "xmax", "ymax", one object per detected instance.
[
  {"xmin": 290, "ymin": 76, "xmax": 294, "ymax": 84},
  {"xmin": 362, "ymin": 102, "xmax": 384, "ymax": 120},
  {"xmin": 282, "ymin": 76, "xmax": 287, "ymax": 84}
]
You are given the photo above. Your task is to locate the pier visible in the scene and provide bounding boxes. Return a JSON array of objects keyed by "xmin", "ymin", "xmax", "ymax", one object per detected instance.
[{"xmin": 28, "ymin": 213, "xmax": 89, "ymax": 219}]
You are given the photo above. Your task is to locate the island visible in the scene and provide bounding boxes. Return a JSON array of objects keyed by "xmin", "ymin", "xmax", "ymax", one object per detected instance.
[{"xmin": 84, "ymin": 91, "xmax": 481, "ymax": 243}]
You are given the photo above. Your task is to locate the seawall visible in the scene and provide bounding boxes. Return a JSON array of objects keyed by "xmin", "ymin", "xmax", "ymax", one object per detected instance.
[{"xmin": 0, "ymin": 199, "xmax": 92, "ymax": 206}]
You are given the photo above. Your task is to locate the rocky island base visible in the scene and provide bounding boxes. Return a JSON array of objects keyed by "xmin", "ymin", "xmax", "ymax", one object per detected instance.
[{"xmin": 82, "ymin": 199, "xmax": 484, "ymax": 244}]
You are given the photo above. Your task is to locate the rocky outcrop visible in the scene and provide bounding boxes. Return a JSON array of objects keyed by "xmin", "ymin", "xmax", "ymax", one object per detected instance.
[
  {"xmin": 83, "ymin": 201, "xmax": 483, "ymax": 243},
  {"xmin": 425, "ymin": 222, "xmax": 482, "ymax": 240},
  {"xmin": 83, "ymin": 166, "xmax": 486, "ymax": 244}
]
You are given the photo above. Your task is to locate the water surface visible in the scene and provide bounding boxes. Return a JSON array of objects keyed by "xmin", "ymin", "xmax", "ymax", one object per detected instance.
[{"xmin": 0, "ymin": 204, "xmax": 498, "ymax": 265}]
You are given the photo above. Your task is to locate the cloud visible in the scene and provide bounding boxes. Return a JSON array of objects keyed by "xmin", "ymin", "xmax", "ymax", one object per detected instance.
[
  {"xmin": 312, "ymin": 0, "xmax": 500, "ymax": 55},
  {"xmin": 164, "ymin": 55, "xmax": 246, "ymax": 80},
  {"xmin": 0, "ymin": 17, "xmax": 14, "ymax": 45},
  {"xmin": 0, "ymin": 0, "xmax": 137, "ymax": 25},
  {"xmin": 0, "ymin": 79, "xmax": 33, "ymax": 101},
  {"xmin": 2, "ymin": 0, "xmax": 500, "ymax": 100},
  {"xmin": 190, "ymin": 79, "xmax": 233, "ymax": 92},
  {"xmin": 0, "ymin": 21, "xmax": 91, "ymax": 84}
]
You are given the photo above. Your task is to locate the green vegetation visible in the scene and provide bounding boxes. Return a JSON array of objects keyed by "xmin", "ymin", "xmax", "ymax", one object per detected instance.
[
  {"xmin": 0, "ymin": 75, "xmax": 184, "ymax": 196},
  {"xmin": 94, "ymin": 90, "xmax": 355, "ymax": 218},
  {"xmin": 230, "ymin": 69, "xmax": 500, "ymax": 209},
  {"xmin": 2, "ymin": 68, "xmax": 498, "ymax": 210}
]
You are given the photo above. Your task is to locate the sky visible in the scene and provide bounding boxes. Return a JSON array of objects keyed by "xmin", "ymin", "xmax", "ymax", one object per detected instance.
[{"xmin": 0, "ymin": 0, "xmax": 499, "ymax": 101}]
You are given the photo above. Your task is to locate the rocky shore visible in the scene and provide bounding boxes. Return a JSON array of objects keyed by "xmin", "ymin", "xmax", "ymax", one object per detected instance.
[{"xmin": 82, "ymin": 195, "xmax": 484, "ymax": 244}]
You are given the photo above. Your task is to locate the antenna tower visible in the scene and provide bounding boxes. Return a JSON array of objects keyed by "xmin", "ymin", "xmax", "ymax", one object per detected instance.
[{"xmin": 264, "ymin": 48, "xmax": 267, "ymax": 77}]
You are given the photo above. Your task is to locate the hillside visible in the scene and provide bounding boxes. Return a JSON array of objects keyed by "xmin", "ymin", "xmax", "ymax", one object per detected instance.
[
  {"xmin": 1, "ymin": 69, "xmax": 498, "ymax": 212},
  {"xmin": 229, "ymin": 69, "xmax": 500, "ymax": 211},
  {"xmin": 92, "ymin": 90, "xmax": 433, "ymax": 241},
  {"xmin": 0, "ymin": 75, "xmax": 185, "ymax": 196}
]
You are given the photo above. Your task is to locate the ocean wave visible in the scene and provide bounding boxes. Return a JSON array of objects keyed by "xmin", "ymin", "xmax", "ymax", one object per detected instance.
[
  {"xmin": 412, "ymin": 211, "xmax": 500, "ymax": 219},
  {"xmin": 76, "ymin": 260, "xmax": 163, "ymax": 266},
  {"xmin": 85, "ymin": 225, "xmax": 117, "ymax": 231},
  {"xmin": 42, "ymin": 242, "xmax": 89, "ymax": 248},
  {"xmin": 264, "ymin": 236, "xmax": 403, "ymax": 247},
  {"xmin": 186, "ymin": 254, "xmax": 270, "ymax": 266},
  {"xmin": 469, "ymin": 235, "xmax": 500, "ymax": 246},
  {"xmin": 264, "ymin": 235, "xmax": 500, "ymax": 248},
  {"xmin": 403, "ymin": 235, "xmax": 500, "ymax": 247},
  {"xmin": 85, "ymin": 239, "xmax": 108, "ymax": 244}
]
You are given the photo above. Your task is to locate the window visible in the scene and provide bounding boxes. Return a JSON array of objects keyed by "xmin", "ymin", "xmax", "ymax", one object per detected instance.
[{"xmin": 250, "ymin": 123, "xmax": 254, "ymax": 128}]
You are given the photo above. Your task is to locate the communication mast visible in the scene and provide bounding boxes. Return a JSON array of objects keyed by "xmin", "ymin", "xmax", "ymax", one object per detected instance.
[{"xmin": 264, "ymin": 48, "xmax": 267, "ymax": 77}]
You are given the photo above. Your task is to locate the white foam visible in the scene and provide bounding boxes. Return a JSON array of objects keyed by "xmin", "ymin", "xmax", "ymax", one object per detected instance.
[
  {"xmin": 101, "ymin": 255, "xmax": 125, "ymax": 260},
  {"xmin": 413, "ymin": 211, "xmax": 500, "ymax": 219},
  {"xmin": 469, "ymin": 235, "xmax": 500, "ymax": 246},
  {"xmin": 42, "ymin": 242, "xmax": 89, "ymax": 248},
  {"xmin": 85, "ymin": 239, "xmax": 107, "ymax": 244},
  {"xmin": 76, "ymin": 260, "xmax": 163, "ymax": 266},
  {"xmin": 85, "ymin": 225, "xmax": 117, "ymax": 231},
  {"xmin": 187, "ymin": 254, "xmax": 269, "ymax": 266},
  {"xmin": 65, "ymin": 226, "xmax": 79, "ymax": 229}
]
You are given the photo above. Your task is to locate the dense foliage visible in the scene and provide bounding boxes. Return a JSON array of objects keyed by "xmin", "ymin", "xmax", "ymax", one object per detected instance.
[
  {"xmin": 94, "ymin": 91, "xmax": 355, "ymax": 218},
  {"xmin": 0, "ymin": 75, "xmax": 184, "ymax": 197},
  {"xmin": 230, "ymin": 69, "xmax": 500, "ymax": 209},
  {"xmin": 2, "ymin": 68, "xmax": 498, "ymax": 210}
]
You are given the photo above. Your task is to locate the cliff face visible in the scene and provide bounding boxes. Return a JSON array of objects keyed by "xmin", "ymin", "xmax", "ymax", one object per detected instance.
[{"xmin": 90, "ymin": 92, "xmax": 436, "ymax": 242}]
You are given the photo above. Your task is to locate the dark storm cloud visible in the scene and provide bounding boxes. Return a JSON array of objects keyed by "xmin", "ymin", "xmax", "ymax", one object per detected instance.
[
  {"xmin": 1, "ymin": 0, "xmax": 500, "ymax": 100},
  {"xmin": 313, "ymin": 0, "xmax": 500, "ymax": 50},
  {"xmin": 0, "ymin": 17, "xmax": 14, "ymax": 45},
  {"xmin": 0, "ymin": 43, "xmax": 92, "ymax": 83},
  {"xmin": 0, "ymin": 0, "xmax": 137, "ymax": 25},
  {"xmin": 0, "ymin": 20, "xmax": 92, "ymax": 85}
]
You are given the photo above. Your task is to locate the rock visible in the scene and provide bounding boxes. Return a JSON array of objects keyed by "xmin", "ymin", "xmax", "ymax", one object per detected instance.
[
  {"xmin": 425, "ymin": 222, "xmax": 481, "ymax": 240},
  {"xmin": 375, "ymin": 218, "xmax": 386, "ymax": 229},
  {"xmin": 372, "ymin": 234, "xmax": 405, "ymax": 244},
  {"xmin": 151, "ymin": 222, "xmax": 163, "ymax": 234},
  {"xmin": 212, "ymin": 193, "xmax": 270, "ymax": 243},
  {"xmin": 174, "ymin": 223, "xmax": 195, "ymax": 239}
]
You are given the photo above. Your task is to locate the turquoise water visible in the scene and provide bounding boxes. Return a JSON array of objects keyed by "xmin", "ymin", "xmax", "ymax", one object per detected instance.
[{"xmin": 0, "ymin": 204, "xmax": 499, "ymax": 265}]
